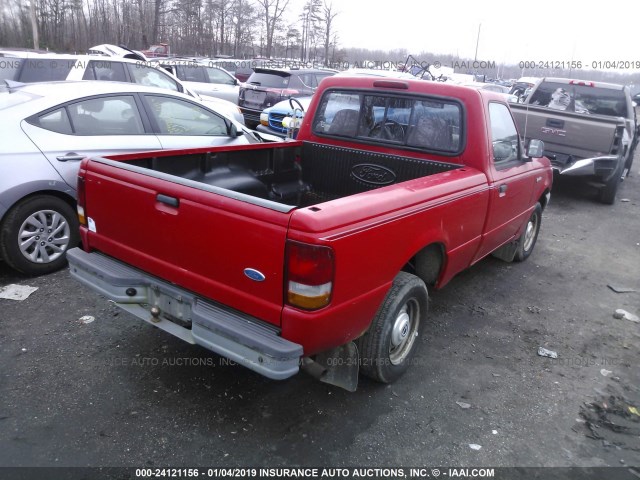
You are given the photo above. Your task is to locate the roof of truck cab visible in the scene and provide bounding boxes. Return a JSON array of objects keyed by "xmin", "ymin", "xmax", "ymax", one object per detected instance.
[{"xmin": 317, "ymin": 74, "xmax": 497, "ymax": 100}]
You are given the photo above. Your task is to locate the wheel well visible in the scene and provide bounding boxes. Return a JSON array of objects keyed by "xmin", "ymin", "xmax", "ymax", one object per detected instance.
[
  {"xmin": 2, "ymin": 190, "xmax": 76, "ymax": 226},
  {"xmin": 403, "ymin": 243, "xmax": 445, "ymax": 287},
  {"xmin": 538, "ymin": 189, "xmax": 550, "ymax": 211}
]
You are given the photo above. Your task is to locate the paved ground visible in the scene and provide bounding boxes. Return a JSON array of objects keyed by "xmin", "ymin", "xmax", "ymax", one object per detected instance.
[{"xmin": 1, "ymin": 166, "xmax": 639, "ymax": 470}]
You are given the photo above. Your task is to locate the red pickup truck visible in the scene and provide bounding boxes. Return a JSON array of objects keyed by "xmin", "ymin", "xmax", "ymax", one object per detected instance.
[{"xmin": 67, "ymin": 76, "xmax": 552, "ymax": 391}]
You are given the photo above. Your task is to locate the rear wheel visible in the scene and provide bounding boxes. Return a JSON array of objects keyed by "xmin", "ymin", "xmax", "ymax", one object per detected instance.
[
  {"xmin": 357, "ymin": 272, "xmax": 428, "ymax": 383},
  {"xmin": 514, "ymin": 203, "xmax": 542, "ymax": 262},
  {"xmin": 0, "ymin": 195, "xmax": 79, "ymax": 275},
  {"xmin": 598, "ymin": 169, "xmax": 622, "ymax": 205}
]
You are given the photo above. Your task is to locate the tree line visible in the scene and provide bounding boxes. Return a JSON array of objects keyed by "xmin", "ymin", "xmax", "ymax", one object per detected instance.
[
  {"xmin": 1, "ymin": 0, "xmax": 639, "ymax": 86},
  {"xmin": 0, "ymin": 0, "xmax": 340, "ymax": 64}
]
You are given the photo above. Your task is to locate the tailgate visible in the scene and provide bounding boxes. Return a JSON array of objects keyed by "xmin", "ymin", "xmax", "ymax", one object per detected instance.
[
  {"xmin": 82, "ymin": 159, "xmax": 295, "ymax": 327},
  {"xmin": 512, "ymin": 105, "xmax": 622, "ymax": 158}
]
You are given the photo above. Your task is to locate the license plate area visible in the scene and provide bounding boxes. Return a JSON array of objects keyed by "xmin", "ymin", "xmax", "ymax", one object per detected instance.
[{"xmin": 147, "ymin": 284, "xmax": 194, "ymax": 328}]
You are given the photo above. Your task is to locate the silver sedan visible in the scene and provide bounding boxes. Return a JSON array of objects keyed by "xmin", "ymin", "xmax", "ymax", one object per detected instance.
[{"xmin": 0, "ymin": 80, "xmax": 271, "ymax": 275}]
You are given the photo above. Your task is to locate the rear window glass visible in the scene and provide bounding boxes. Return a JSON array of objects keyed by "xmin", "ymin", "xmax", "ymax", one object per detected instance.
[
  {"xmin": 38, "ymin": 108, "xmax": 73, "ymax": 134},
  {"xmin": 247, "ymin": 72, "xmax": 290, "ymax": 88},
  {"xmin": 0, "ymin": 58, "xmax": 24, "ymax": 80},
  {"xmin": 313, "ymin": 90, "xmax": 463, "ymax": 153},
  {"xmin": 82, "ymin": 60, "xmax": 127, "ymax": 82},
  {"xmin": 529, "ymin": 81, "xmax": 628, "ymax": 117},
  {"xmin": 18, "ymin": 58, "xmax": 74, "ymax": 82}
]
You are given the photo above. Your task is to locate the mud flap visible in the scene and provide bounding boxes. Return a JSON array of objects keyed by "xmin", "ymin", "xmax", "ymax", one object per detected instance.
[
  {"xmin": 491, "ymin": 240, "xmax": 518, "ymax": 262},
  {"xmin": 300, "ymin": 342, "xmax": 359, "ymax": 392}
]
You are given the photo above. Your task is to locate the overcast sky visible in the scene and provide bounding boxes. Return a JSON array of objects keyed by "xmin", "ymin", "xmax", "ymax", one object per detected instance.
[{"xmin": 331, "ymin": 0, "xmax": 640, "ymax": 69}]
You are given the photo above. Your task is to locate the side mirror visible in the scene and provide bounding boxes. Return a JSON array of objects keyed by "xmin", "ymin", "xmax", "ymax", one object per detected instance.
[
  {"xmin": 229, "ymin": 123, "xmax": 243, "ymax": 137},
  {"xmin": 527, "ymin": 139, "xmax": 545, "ymax": 158}
]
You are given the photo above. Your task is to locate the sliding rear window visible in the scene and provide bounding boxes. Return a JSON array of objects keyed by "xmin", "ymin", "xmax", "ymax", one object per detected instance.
[{"xmin": 312, "ymin": 90, "xmax": 464, "ymax": 154}]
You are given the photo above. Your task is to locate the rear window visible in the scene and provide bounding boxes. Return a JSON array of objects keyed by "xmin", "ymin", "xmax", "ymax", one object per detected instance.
[
  {"xmin": 17, "ymin": 58, "xmax": 74, "ymax": 82},
  {"xmin": 529, "ymin": 81, "xmax": 628, "ymax": 117},
  {"xmin": 0, "ymin": 58, "xmax": 24, "ymax": 80},
  {"xmin": 247, "ymin": 71, "xmax": 290, "ymax": 88},
  {"xmin": 313, "ymin": 90, "xmax": 463, "ymax": 153}
]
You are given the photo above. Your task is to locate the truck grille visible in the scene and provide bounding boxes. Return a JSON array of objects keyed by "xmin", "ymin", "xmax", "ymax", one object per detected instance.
[{"xmin": 268, "ymin": 113, "xmax": 287, "ymax": 134}]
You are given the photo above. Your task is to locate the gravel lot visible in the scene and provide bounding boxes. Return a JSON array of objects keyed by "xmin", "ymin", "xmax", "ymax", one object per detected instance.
[{"xmin": 1, "ymin": 163, "xmax": 639, "ymax": 471}]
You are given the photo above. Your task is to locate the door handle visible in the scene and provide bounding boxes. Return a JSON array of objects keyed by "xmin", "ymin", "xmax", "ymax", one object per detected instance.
[
  {"xmin": 56, "ymin": 153, "xmax": 85, "ymax": 162},
  {"xmin": 156, "ymin": 194, "xmax": 179, "ymax": 208},
  {"xmin": 498, "ymin": 184, "xmax": 508, "ymax": 196}
]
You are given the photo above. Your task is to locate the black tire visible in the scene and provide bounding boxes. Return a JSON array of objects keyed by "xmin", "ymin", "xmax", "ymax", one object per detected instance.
[
  {"xmin": 0, "ymin": 195, "xmax": 79, "ymax": 275},
  {"xmin": 514, "ymin": 203, "xmax": 542, "ymax": 262},
  {"xmin": 624, "ymin": 143, "xmax": 636, "ymax": 177},
  {"xmin": 598, "ymin": 171, "xmax": 621, "ymax": 205},
  {"xmin": 357, "ymin": 272, "xmax": 428, "ymax": 383}
]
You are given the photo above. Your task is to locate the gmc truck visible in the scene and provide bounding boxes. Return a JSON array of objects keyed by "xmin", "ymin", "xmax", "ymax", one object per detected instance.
[
  {"xmin": 67, "ymin": 77, "xmax": 552, "ymax": 391},
  {"xmin": 510, "ymin": 77, "xmax": 638, "ymax": 204}
]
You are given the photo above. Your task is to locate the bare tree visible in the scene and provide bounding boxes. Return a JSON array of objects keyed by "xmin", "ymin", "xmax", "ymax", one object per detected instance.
[
  {"xmin": 29, "ymin": 0, "xmax": 39, "ymax": 49},
  {"xmin": 298, "ymin": 0, "xmax": 321, "ymax": 62},
  {"xmin": 256, "ymin": 0, "xmax": 290, "ymax": 58},
  {"xmin": 322, "ymin": 0, "xmax": 337, "ymax": 66}
]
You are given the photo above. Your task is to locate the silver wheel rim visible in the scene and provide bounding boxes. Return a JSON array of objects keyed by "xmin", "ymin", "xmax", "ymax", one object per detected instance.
[
  {"xmin": 18, "ymin": 209, "xmax": 71, "ymax": 264},
  {"xmin": 523, "ymin": 211, "xmax": 539, "ymax": 252},
  {"xmin": 389, "ymin": 298, "xmax": 420, "ymax": 365}
]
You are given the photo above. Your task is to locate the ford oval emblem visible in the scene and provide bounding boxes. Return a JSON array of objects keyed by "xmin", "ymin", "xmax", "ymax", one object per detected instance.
[
  {"xmin": 351, "ymin": 164, "xmax": 397, "ymax": 186},
  {"xmin": 244, "ymin": 268, "xmax": 266, "ymax": 282}
]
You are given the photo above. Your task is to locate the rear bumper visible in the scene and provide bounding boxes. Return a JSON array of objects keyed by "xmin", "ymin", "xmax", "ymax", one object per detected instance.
[
  {"xmin": 548, "ymin": 152, "xmax": 622, "ymax": 181},
  {"xmin": 67, "ymin": 248, "xmax": 302, "ymax": 380}
]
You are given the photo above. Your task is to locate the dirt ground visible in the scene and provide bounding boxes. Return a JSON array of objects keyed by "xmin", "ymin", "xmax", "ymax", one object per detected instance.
[{"xmin": 0, "ymin": 164, "xmax": 639, "ymax": 472}]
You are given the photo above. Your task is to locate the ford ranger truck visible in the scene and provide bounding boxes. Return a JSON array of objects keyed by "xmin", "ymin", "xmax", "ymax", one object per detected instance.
[
  {"xmin": 67, "ymin": 77, "xmax": 552, "ymax": 391},
  {"xmin": 510, "ymin": 77, "xmax": 638, "ymax": 204}
]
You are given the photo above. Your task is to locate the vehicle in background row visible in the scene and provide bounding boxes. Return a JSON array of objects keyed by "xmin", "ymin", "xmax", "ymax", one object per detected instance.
[
  {"xmin": 0, "ymin": 81, "xmax": 267, "ymax": 275},
  {"xmin": 88, "ymin": 44, "xmax": 147, "ymax": 61},
  {"xmin": 239, "ymin": 67, "xmax": 337, "ymax": 127},
  {"xmin": 210, "ymin": 59, "xmax": 255, "ymax": 83},
  {"xmin": 255, "ymin": 69, "xmax": 418, "ymax": 138},
  {"xmin": 0, "ymin": 52, "xmax": 245, "ymax": 124},
  {"xmin": 151, "ymin": 59, "xmax": 240, "ymax": 104},
  {"xmin": 142, "ymin": 44, "xmax": 171, "ymax": 58},
  {"xmin": 257, "ymin": 96, "xmax": 312, "ymax": 138},
  {"xmin": 68, "ymin": 76, "xmax": 551, "ymax": 391},
  {"xmin": 464, "ymin": 82, "xmax": 519, "ymax": 103},
  {"xmin": 510, "ymin": 77, "xmax": 638, "ymax": 204}
]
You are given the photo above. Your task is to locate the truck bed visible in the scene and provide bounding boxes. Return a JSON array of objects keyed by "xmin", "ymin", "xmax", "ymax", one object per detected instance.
[{"xmin": 106, "ymin": 141, "xmax": 462, "ymax": 209}]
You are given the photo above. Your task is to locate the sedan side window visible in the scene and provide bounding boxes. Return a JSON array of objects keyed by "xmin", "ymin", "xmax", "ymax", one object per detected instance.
[
  {"xmin": 127, "ymin": 64, "xmax": 180, "ymax": 91},
  {"xmin": 145, "ymin": 96, "xmax": 228, "ymax": 135},
  {"xmin": 205, "ymin": 67, "xmax": 236, "ymax": 85},
  {"xmin": 489, "ymin": 102, "xmax": 520, "ymax": 165},
  {"xmin": 38, "ymin": 108, "xmax": 73, "ymax": 134},
  {"xmin": 66, "ymin": 96, "xmax": 145, "ymax": 135}
]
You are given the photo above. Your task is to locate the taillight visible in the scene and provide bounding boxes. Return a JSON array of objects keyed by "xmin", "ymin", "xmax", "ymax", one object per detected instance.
[
  {"xmin": 77, "ymin": 171, "xmax": 87, "ymax": 226},
  {"xmin": 285, "ymin": 240, "xmax": 334, "ymax": 310},
  {"xmin": 266, "ymin": 88, "xmax": 300, "ymax": 97}
]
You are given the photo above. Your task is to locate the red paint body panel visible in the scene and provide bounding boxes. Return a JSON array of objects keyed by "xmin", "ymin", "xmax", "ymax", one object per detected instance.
[
  {"xmin": 82, "ymin": 160, "xmax": 292, "ymax": 326},
  {"xmin": 79, "ymin": 76, "xmax": 552, "ymax": 357}
]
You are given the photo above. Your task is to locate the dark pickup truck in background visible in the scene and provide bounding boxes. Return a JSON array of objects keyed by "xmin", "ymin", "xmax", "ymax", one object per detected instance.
[
  {"xmin": 511, "ymin": 78, "xmax": 638, "ymax": 204},
  {"xmin": 67, "ymin": 76, "xmax": 552, "ymax": 391}
]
